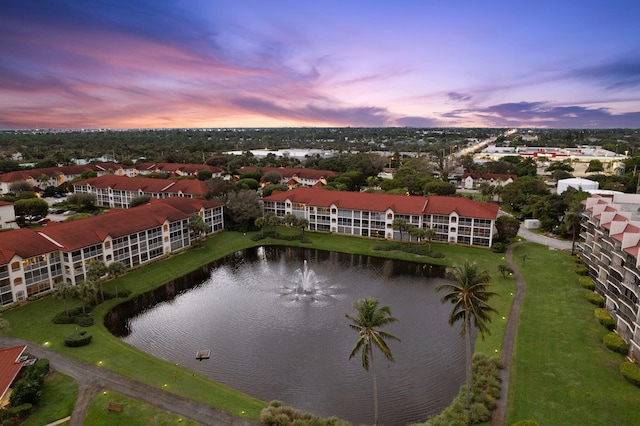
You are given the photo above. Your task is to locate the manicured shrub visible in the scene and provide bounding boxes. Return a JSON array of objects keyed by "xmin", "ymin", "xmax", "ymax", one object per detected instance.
[
  {"xmin": 603, "ymin": 332, "xmax": 629, "ymax": 355},
  {"xmin": 574, "ymin": 265, "xmax": 589, "ymax": 276},
  {"xmin": 76, "ymin": 315, "xmax": 95, "ymax": 327},
  {"xmin": 620, "ymin": 361, "xmax": 640, "ymax": 387},
  {"xmin": 586, "ymin": 292, "xmax": 605, "ymax": 307},
  {"xmin": 491, "ymin": 242, "xmax": 507, "ymax": 253},
  {"xmin": 64, "ymin": 330, "xmax": 93, "ymax": 347},
  {"xmin": 594, "ymin": 308, "xmax": 616, "ymax": 330},
  {"xmin": 579, "ymin": 276, "xmax": 595, "ymax": 290}
]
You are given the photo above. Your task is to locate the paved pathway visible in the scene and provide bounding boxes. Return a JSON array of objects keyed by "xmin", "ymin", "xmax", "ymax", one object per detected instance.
[{"xmin": 0, "ymin": 336, "xmax": 256, "ymax": 426}]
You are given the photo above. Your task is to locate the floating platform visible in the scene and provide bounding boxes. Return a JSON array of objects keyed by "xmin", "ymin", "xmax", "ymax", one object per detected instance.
[{"xmin": 195, "ymin": 349, "xmax": 211, "ymax": 360}]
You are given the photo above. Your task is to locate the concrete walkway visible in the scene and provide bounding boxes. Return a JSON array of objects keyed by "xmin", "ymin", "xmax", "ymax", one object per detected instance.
[{"xmin": 0, "ymin": 336, "xmax": 256, "ymax": 426}]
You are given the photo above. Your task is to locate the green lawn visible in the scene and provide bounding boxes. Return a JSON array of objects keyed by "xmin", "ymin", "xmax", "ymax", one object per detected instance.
[
  {"xmin": 0, "ymin": 230, "xmax": 513, "ymax": 424},
  {"xmin": 506, "ymin": 244, "xmax": 640, "ymax": 426},
  {"xmin": 20, "ymin": 371, "xmax": 77, "ymax": 426},
  {"xmin": 84, "ymin": 391, "xmax": 201, "ymax": 426}
]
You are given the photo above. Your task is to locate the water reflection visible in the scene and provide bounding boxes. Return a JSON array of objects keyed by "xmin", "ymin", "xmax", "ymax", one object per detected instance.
[{"xmin": 105, "ymin": 247, "xmax": 464, "ymax": 426}]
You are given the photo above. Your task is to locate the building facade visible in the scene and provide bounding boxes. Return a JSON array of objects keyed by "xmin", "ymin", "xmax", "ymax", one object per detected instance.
[
  {"xmin": 72, "ymin": 175, "xmax": 210, "ymax": 208},
  {"xmin": 0, "ymin": 197, "xmax": 223, "ymax": 307},
  {"xmin": 581, "ymin": 193, "xmax": 640, "ymax": 361},
  {"xmin": 262, "ymin": 187, "xmax": 498, "ymax": 247}
]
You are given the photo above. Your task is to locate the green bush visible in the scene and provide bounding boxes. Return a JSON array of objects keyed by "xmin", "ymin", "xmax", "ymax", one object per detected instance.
[
  {"xmin": 491, "ymin": 242, "xmax": 507, "ymax": 253},
  {"xmin": 574, "ymin": 265, "xmax": 589, "ymax": 276},
  {"xmin": 0, "ymin": 403, "xmax": 32, "ymax": 423},
  {"xmin": 603, "ymin": 332, "xmax": 629, "ymax": 355},
  {"xmin": 586, "ymin": 292, "xmax": 605, "ymax": 307},
  {"xmin": 594, "ymin": 308, "xmax": 616, "ymax": 330},
  {"xmin": 64, "ymin": 330, "xmax": 93, "ymax": 347},
  {"xmin": 9, "ymin": 359, "xmax": 49, "ymax": 406},
  {"xmin": 620, "ymin": 361, "xmax": 640, "ymax": 387},
  {"xmin": 259, "ymin": 400, "xmax": 350, "ymax": 426},
  {"xmin": 76, "ymin": 315, "xmax": 95, "ymax": 327},
  {"xmin": 579, "ymin": 276, "xmax": 595, "ymax": 290}
]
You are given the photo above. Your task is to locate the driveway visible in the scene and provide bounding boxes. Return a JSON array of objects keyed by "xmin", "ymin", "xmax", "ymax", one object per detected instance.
[
  {"xmin": 0, "ymin": 337, "xmax": 256, "ymax": 426},
  {"xmin": 517, "ymin": 225, "xmax": 572, "ymax": 251}
]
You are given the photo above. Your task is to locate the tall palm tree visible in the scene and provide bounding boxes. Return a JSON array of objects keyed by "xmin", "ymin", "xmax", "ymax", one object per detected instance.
[
  {"xmin": 346, "ymin": 297, "xmax": 400, "ymax": 425},
  {"xmin": 53, "ymin": 282, "xmax": 77, "ymax": 316},
  {"xmin": 437, "ymin": 260, "xmax": 498, "ymax": 410},
  {"xmin": 107, "ymin": 261, "xmax": 127, "ymax": 299},
  {"xmin": 77, "ymin": 279, "xmax": 98, "ymax": 314},
  {"xmin": 87, "ymin": 259, "xmax": 108, "ymax": 302}
]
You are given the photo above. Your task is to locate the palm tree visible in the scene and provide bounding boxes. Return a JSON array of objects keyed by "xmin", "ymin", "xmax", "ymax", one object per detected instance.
[
  {"xmin": 87, "ymin": 259, "xmax": 108, "ymax": 302},
  {"xmin": 437, "ymin": 260, "xmax": 498, "ymax": 410},
  {"xmin": 107, "ymin": 261, "xmax": 127, "ymax": 299},
  {"xmin": 77, "ymin": 279, "xmax": 98, "ymax": 314},
  {"xmin": 392, "ymin": 218, "xmax": 408, "ymax": 242},
  {"xmin": 565, "ymin": 211, "xmax": 581, "ymax": 255},
  {"xmin": 188, "ymin": 213, "xmax": 209, "ymax": 247},
  {"xmin": 254, "ymin": 215, "xmax": 266, "ymax": 237},
  {"xmin": 346, "ymin": 297, "xmax": 400, "ymax": 425},
  {"xmin": 296, "ymin": 217, "xmax": 309, "ymax": 240},
  {"xmin": 424, "ymin": 228, "xmax": 437, "ymax": 254},
  {"xmin": 53, "ymin": 282, "xmax": 77, "ymax": 316}
]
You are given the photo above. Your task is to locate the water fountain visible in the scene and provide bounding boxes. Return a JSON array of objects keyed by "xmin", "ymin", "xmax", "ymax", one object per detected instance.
[{"xmin": 293, "ymin": 260, "xmax": 318, "ymax": 294}]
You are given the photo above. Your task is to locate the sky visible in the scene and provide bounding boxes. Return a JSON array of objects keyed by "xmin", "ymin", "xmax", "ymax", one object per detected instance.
[{"xmin": 2, "ymin": 0, "xmax": 640, "ymax": 129}]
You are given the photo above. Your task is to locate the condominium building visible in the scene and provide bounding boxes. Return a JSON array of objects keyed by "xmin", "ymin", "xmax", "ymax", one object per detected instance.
[
  {"xmin": 72, "ymin": 175, "xmax": 210, "ymax": 208},
  {"xmin": 581, "ymin": 193, "xmax": 640, "ymax": 361},
  {"xmin": 0, "ymin": 197, "xmax": 223, "ymax": 306},
  {"xmin": 262, "ymin": 187, "xmax": 499, "ymax": 247}
]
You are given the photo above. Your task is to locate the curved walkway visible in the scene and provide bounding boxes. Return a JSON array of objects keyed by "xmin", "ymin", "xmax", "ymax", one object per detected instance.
[{"xmin": 0, "ymin": 336, "xmax": 256, "ymax": 426}]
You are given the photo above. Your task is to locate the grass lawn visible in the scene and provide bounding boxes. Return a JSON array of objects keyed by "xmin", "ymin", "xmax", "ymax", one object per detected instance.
[
  {"xmin": 1, "ymin": 230, "xmax": 512, "ymax": 423},
  {"xmin": 20, "ymin": 371, "xmax": 77, "ymax": 426},
  {"xmin": 83, "ymin": 391, "xmax": 200, "ymax": 426},
  {"xmin": 506, "ymin": 243, "xmax": 640, "ymax": 426}
]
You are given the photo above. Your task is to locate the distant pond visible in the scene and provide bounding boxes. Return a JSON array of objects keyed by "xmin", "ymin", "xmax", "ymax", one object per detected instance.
[{"xmin": 105, "ymin": 246, "xmax": 465, "ymax": 426}]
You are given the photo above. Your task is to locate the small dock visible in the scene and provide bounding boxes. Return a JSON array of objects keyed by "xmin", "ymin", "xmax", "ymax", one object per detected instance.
[{"xmin": 195, "ymin": 349, "xmax": 211, "ymax": 360}]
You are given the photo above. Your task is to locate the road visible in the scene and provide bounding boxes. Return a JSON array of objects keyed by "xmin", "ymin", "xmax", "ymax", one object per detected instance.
[{"xmin": 0, "ymin": 336, "xmax": 256, "ymax": 426}]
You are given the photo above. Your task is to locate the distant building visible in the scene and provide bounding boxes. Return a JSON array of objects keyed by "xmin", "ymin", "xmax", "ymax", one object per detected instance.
[
  {"xmin": 461, "ymin": 173, "xmax": 516, "ymax": 189},
  {"xmin": 556, "ymin": 177, "xmax": 599, "ymax": 194},
  {"xmin": 0, "ymin": 201, "xmax": 18, "ymax": 230},
  {"xmin": 134, "ymin": 163, "xmax": 223, "ymax": 178},
  {"xmin": 262, "ymin": 187, "xmax": 498, "ymax": 247},
  {"xmin": 238, "ymin": 167, "xmax": 339, "ymax": 188},
  {"xmin": 73, "ymin": 175, "xmax": 210, "ymax": 208}
]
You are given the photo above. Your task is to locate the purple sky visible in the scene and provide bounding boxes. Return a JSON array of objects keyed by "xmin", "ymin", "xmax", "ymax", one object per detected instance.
[{"xmin": 2, "ymin": 0, "xmax": 640, "ymax": 129}]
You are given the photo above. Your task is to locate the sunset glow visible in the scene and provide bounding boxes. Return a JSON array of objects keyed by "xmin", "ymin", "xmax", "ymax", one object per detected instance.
[{"xmin": 2, "ymin": 0, "xmax": 640, "ymax": 129}]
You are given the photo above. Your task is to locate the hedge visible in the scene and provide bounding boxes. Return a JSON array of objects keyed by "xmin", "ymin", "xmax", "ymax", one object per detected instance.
[
  {"xmin": 579, "ymin": 276, "xmax": 596, "ymax": 290},
  {"xmin": 620, "ymin": 361, "xmax": 640, "ymax": 387},
  {"xmin": 603, "ymin": 332, "xmax": 629, "ymax": 355},
  {"xmin": 586, "ymin": 292, "xmax": 605, "ymax": 307},
  {"xmin": 594, "ymin": 308, "xmax": 616, "ymax": 331},
  {"xmin": 574, "ymin": 265, "xmax": 589, "ymax": 276},
  {"xmin": 64, "ymin": 330, "xmax": 93, "ymax": 347},
  {"xmin": 0, "ymin": 403, "xmax": 32, "ymax": 423}
]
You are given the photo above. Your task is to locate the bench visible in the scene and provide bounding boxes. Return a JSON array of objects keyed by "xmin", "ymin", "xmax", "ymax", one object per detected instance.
[{"xmin": 107, "ymin": 402, "xmax": 123, "ymax": 412}]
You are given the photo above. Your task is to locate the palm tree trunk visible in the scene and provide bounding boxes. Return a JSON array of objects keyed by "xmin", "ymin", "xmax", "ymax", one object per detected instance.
[
  {"xmin": 370, "ymin": 344, "xmax": 379, "ymax": 426},
  {"xmin": 465, "ymin": 314, "xmax": 472, "ymax": 410}
]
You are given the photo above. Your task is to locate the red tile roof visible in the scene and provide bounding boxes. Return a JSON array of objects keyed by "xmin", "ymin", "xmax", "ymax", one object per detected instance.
[
  {"xmin": 0, "ymin": 228, "xmax": 60, "ymax": 262},
  {"xmin": 0, "ymin": 163, "xmax": 128, "ymax": 183},
  {"xmin": 0, "ymin": 198, "xmax": 223, "ymax": 254},
  {"xmin": 462, "ymin": 173, "xmax": 517, "ymax": 180},
  {"xmin": 73, "ymin": 175, "xmax": 209, "ymax": 197},
  {"xmin": 0, "ymin": 345, "xmax": 26, "ymax": 401},
  {"xmin": 263, "ymin": 188, "xmax": 499, "ymax": 219},
  {"xmin": 135, "ymin": 163, "xmax": 222, "ymax": 175}
]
